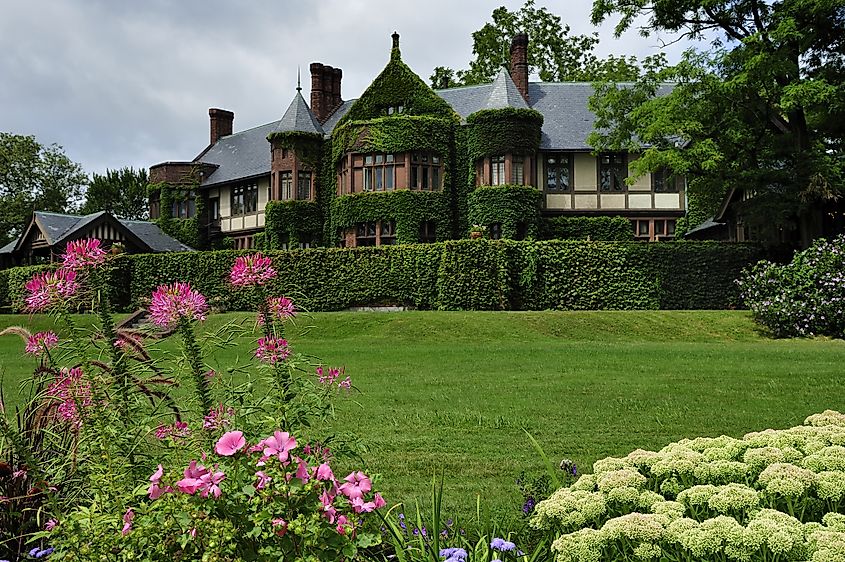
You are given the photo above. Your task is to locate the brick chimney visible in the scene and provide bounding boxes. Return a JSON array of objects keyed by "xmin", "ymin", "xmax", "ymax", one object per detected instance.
[
  {"xmin": 509, "ymin": 33, "xmax": 529, "ymax": 103},
  {"xmin": 310, "ymin": 63, "xmax": 343, "ymax": 123},
  {"xmin": 209, "ymin": 108, "xmax": 234, "ymax": 145}
]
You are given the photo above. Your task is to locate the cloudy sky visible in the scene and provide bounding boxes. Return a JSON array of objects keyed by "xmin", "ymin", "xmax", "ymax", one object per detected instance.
[{"xmin": 1, "ymin": 1, "xmax": 696, "ymax": 178}]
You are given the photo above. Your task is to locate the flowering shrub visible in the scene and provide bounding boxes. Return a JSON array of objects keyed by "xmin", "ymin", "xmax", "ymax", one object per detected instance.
[
  {"xmin": 738, "ymin": 235, "xmax": 845, "ymax": 337},
  {"xmin": 531, "ymin": 411, "xmax": 845, "ymax": 561},
  {"xmin": 1, "ymin": 241, "xmax": 385, "ymax": 560}
]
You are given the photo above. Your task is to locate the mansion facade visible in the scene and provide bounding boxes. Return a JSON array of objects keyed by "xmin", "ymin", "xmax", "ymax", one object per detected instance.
[{"xmin": 149, "ymin": 33, "xmax": 685, "ymax": 249}]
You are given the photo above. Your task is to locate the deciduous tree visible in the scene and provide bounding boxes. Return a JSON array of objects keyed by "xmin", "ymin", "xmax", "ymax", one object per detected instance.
[{"xmin": 81, "ymin": 167, "xmax": 149, "ymax": 220}]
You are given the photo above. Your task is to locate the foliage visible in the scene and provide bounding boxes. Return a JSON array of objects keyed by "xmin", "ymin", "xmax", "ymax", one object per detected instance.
[
  {"xmin": 331, "ymin": 191, "xmax": 451, "ymax": 245},
  {"xmin": 532, "ymin": 411, "xmax": 845, "ymax": 561},
  {"xmin": 80, "ymin": 167, "xmax": 149, "ymax": 220},
  {"xmin": 265, "ymin": 200, "xmax": 323, "ymax": 249},
  {"xmin": 152, "ymin": 181, "xmax": 204, "ymax": 249},
  {"xmin": 588, "ymin": 0, "xmax": 845, "ymax": 237},
  {"xmin": 431, "ymin": 0, "xmax": 640, "ymax": 87},
  {"xmin": 337, "ymin": 44, "xmax": 458, "ymax": 125},
  {"xmin": 467, "ymin": 186, "xmax": 542, "ymax": 240},
  {"xmin": 738, "ymin": 235, "xmax": 845, "ymax": 338},
  {"xmin": 465, "ymin": 108, "xmax": 543, "ymax": 161},
  {"xmin": 331, "ymin": 116, "xmax": 457, "ymax": 168},
  {"xmin": 266, "ymin": 130, "xmax": 324, "ymax": 170},
  {"xmin": 0, "ymin": 241, "xmax": 764, "ymax": 313},
  {"xmin": 540, "ymin": 216, "xmax": 633, "ymax": 241},
  {"xmin": 0, "ymin": 133, "xmax": 87, "ymax": 246}
]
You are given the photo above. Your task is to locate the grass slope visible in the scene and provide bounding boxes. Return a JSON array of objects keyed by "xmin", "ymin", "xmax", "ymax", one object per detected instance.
[{"xmin": 2, "ymin": 310, "xmax": 844, "ymax": 524}]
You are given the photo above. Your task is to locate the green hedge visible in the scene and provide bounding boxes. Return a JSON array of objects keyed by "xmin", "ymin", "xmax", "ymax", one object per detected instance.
[
  {"xmin": 465, "ymin": 108, "xmax": 543, "ymax": 160},
  {"xmin": 2, "ymin": 241, "xmax": 763, "ymax": 313},
  {"xmin": 264, "ymin": 200, "xmax": 323, "ymax": 249},
  {"xmin": 467, "ymin": 185, "xmax": 542, "ymax": 239},
  {"xmin": 541, "ymin": 216, "xmax": 634, "ymax": 241}
]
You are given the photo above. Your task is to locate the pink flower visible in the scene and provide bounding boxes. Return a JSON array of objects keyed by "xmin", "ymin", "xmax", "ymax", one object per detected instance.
[
  {"xmin": 148, "ymin": 282, "xmax": 208, "ymax": 327},
  {"xmin": 374, "ymin": 492, "xmax": 386, "ymax": 509},
  {"xmin": 122, "ymin": 508, "xmax": 134, "ymax": 536},
  {"xmin": 199, "ymin": 468, "xmax": 225, "ymax": 499},
  {"xmin": 176, "ymin": 460, "xmax": 209, "ymax": 494},
  {"xmin": 315, "ymin": 462, "xmax": 334, "ymax": 482},
  {"xmin": 255, "ymin": 470, "xmax": 271, "ymax": 490},
  {"xmin": 47, "ymin": 367, "xmax": 91, "ymax": 427},
  {"xmin": 317, "ymin": 366, "xmax": 343, "ymax": 385},
  {"xmin": 149, "ymin": 464, "xmax": 166, "ymax": 500},
  {"xmin": 230, "ymin": 254, "xmax": 277, "ymax": 287},
  {"xmin": 272, "ymin": 518, "xmax": 288, "ymax": 536},
  {"xmin": 338, "ymin": 375, "xmax": 352, "ymax": 390},
  {"xmin": 255, "ymin": 337, "xmax": 291, "ymax": 364},
  {"xmin": 25, "ymin": 331, "xmax": 59, "ymax": 355},
  {"xmin": 259, "ymin": 296, "xmax": 296, "ymax": 325},
  {"xmin": 155, "ymin": 421, "xmax": 191, "ymax": 441},
  {"xmin": 295, "ymin": 457, "xmax": 310, "ymax": 484},
  {"xmin": 261, "ymin": 431, "xmax": 297, "ymax": 463},
  {"xmin": 215, "ymin": 431, "xmax": 246, "ymax": 456},
  {"xmin": 339, "ymin": 471, "xmax": 372, "ymax": 500},
  {"xmin": 44, "ymin": 518, "xmax": 58, "ymax": 531},
  {"xmin": 62, "ymin": 238, "xmax": 107, "ymax": 270},
  {"xmin": 25, "ymin": 269, "xmax": 78, "ymax": 312},
  {"xmin": 336, "ymin": 514, "xmax": 350, "ymax": 535},
  {"xmin": 351, "ymin": 496, "xmax": 377, "ymax": 513},
  {"xmin": 203, "ymin": 404, "xmax": 235, "ymax": 430}
]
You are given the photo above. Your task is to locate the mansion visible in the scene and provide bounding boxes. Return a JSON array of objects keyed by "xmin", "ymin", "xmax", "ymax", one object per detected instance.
[{"xmin": 149, "ymin": 33, "xmax": 685, "ymax": 250}]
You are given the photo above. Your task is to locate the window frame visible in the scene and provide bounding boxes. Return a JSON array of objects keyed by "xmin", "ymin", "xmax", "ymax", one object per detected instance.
[
  {"xmin": 231, "ymin": 182, "xmax": 259, "ymax": 215},
  {"xmin": 599, "ymin": 153, "xmax": 627, "ymax": 193},
  {"xmin": 490, "ymin": 155, "xmax": 506, "ymax": 186},
  {"xmin": 544, "ymin": 153, "xmax": 573, "ymax": 193}
]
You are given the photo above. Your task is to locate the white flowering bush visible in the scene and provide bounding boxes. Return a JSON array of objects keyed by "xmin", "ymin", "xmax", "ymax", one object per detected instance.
[
  {"xmin": 531, "ymin": 412, "xmax": 845, "ymax": 561},
  {"xmin": 738, "ymin": 235, "xmax": 845, "ymax": 337}
]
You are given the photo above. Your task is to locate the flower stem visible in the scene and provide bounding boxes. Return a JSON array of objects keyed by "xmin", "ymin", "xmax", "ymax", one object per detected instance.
[{"xmin": 179, "ymin": 317, "xmax": 212, "ymax": 414}]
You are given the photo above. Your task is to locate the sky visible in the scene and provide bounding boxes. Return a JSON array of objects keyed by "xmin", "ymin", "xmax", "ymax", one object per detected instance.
[{"xmin": 0, "ymin": 0, "xmax": 696, "ymax": 179}]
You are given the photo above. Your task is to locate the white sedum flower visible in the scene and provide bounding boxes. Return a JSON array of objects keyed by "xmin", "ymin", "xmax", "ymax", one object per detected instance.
[
  {"xmin": 758, "ymin": 463, "xmax": 817, "ymax": 498},
  {"xmin": 805, "ymin": 410, "xmax": 845, "ymax": 428},
  {"xmin": 531, "ymin": 489, "xmax": 607, "ymax": 531},
  {"xmin": 815, "ymin": 471, "xmax": 845, "ymax": 502},
  {"xmin": 707, "ymin": 483, "xmax": 760, "ymax": 516},
  {"xmin": 597, "ymin": 468, "xmax": 647, "ymax": 492},
  {"xmin": 803, "ymin": 446, "xmax": 845, "ymax": 472}
]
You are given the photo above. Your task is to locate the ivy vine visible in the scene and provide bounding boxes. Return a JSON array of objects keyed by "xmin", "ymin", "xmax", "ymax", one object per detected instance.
[
  {"xmin": 265, "ymin": 200, "xmax": 323, "ymax": 249},
  {"xmin": 467, "ymin": 185, "xmax": 543, "ymax": 239},
  {"xmin": 330, "ymin": 191, "xmax": 450, "ymax": 245}
]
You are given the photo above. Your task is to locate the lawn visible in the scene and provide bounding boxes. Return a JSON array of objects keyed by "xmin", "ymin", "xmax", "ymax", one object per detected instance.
[{"xmin": 2, "ymin": 310, "xmax": 844, "ymax": 526}]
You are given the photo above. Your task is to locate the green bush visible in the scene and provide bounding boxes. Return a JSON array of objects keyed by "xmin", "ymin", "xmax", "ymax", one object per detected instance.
[
  {"xmin": 541, "ymin": 216, "xmax": 634, "ymax": 241},
  {"xmin": 2, "ymin": 241, "xmax": 763, "ymax": 313},
  {"xmin": 467, "ymin": 186, "xmax": 542, "ymax": 240}
]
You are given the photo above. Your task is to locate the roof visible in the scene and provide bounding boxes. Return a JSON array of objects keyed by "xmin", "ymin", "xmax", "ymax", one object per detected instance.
[
  {"xmin": 684, "ymin": 218, "xmax": 726, "ymax": 237},
  {"xmin": 188, "ymin": 80, "xmax": 674, "ymax": 186},
  {"xmin": 19, "ymin": 211, "xmax": 193, "ymax": 253},
  {"xmin": 273, "ymin": 90, "xmax": 323, "ymax": 135},
  {"xmin": 0, "ymin": 238, "xmax": 17, "ymax": 254}
]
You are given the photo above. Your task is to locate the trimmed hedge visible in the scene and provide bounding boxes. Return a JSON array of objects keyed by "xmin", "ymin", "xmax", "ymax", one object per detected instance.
[
  {"xmin": 467, "ymin": 185, "xmax": 543, "ymax": 239},
  {"xmin": 2, "ymin": 241, "xmax": 763, "ymax": 313},
  {"xmin": 541, "ymin": 215, "xmax": 634, "ymax": 241}
]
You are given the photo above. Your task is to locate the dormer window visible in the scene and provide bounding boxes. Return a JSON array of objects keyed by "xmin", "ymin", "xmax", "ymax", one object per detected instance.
[{"xmin": 386, "ymin": 105, "xmax": 405, "ymax": 115}]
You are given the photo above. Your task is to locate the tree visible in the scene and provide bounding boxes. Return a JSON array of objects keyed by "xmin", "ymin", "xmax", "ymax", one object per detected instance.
[
  {"xmin": 588, "ymin": 0, "xmax": 845, "ymax": 243},
  {"xmin": 81, "ymin": 167, "xmax": 150, "ymax": 220},
  {"xmin": 430, "ymin": 0, "xmax": 640, "ymax": 88},
  {"xmin": 0, "ymin": 133, "xmax": 87, "ymax": 245}
]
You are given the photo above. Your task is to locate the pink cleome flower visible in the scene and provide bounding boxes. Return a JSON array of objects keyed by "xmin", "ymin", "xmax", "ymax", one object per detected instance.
[
  {"xmin": 203, "ymin": 404, "xmax": 235, "ymax": 431},
  {"xmin": 148, "ymin": 282, "xmax": 208, "ymax": 327},
  {"xmin": 62, "ymin": 238, "xmax": 107, "ymax": 270},
  {"xmin": 47, "ymin": 367, "xmax": 92, "ymax": 427},
  {"xmin": 258, "ymin": 296, "xmax": 296, "ymax": 325},
  {"xmin": 25, "ymin": 269, "xmax": 78, "ymax": 312},
  {"xmin": 230, "ymin": 253, "xmax": 277, "ymax": 287},
  {"xmin": 25, "ymin": 331, "xmax": 59, "ymax": 355},
  {"xmin": 255, "ymin": 337, "xmax": 291, "ymax": 364}
]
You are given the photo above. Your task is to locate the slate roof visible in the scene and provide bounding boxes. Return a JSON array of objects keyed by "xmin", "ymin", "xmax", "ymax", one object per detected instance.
[
  {"xmin": 21, "ymin": 212, "xmax": 193, "ymax": 252},
  {"xmin": 273, "ymin": 90, "xmax": 323, "ymax": 135},
  {"xmin": 190, "ymin": 80, "xmax": 673, "ymax": 187}
]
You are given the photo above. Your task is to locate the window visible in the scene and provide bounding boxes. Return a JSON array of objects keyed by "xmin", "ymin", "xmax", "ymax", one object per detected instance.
[
  {"xmin": 209, "ymin": 198, "xmax": 219, "ymax": 221},
  {"xmin": 410, "ymin": 152, "xmax": 442, "ymax": 191},
  {"xmin": 490, "ymin": 155, "xmax": 506, "ymax": 186},
  {"xmin": 652, "ymin": 168, "xmax": 677, "ymax": 192},
  {"xmin": 599, "ymin": 153, "xmax": 626, "ymax": 192},
  {"xmin": 489, "ymin": 222, "xmax": 502, "ymax": 240},
  {"xmin": 631, "ymin": 218, "xmax": 677, "ymax": 241},
  {"xmin": 297, "ymin": 171, "xmax": 312, "ymax": 200},
  {"xmin": 280, "ymin": 172, "xmax": 293, "ymax": 200},
  {"xmin": 354, "ymin": 220, "xmax": 396, "ymax": 246},
  {"xmin": 511, "ymin": 155, "xmax": 525, "ymax": 185},
  {"xmin": 233, "ymin": 235, "xmax": 254, "ymax": 250},
  {"xmin": 546, "ymin": 154, "xmax": 571, "ymax": 192},
  {"xmin": 363, "ymin": 153, "xmax": 397, "ymax": 192},
  {"xmin": 170, "ymin": 190, "xmax": 196, "ymax": 218},
  {"xmin": 232, "ymin": 182, "xmax": 258, "ymax": 215},
  {"xmin": 419, "ymin": 221, "xmax": 437, "ymax": 243},
  {"xmin": 355, "ymin": 222, "xmax": 377, "ymax": 246}
]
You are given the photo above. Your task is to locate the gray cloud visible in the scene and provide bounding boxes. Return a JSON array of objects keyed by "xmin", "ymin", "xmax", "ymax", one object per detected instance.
[{"xmin": 0, "ymin": 1, "xmax": 695, "ymax": 177}]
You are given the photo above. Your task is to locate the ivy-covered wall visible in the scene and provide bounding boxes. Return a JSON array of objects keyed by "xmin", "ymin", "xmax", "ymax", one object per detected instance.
[
  {"xmin": 265, "ymin": 201, "xmax": 323, "ymax": 249},
  {"xmin": 467, "ymin": 185, "xmax": 543, "ymax": 239},
  {"xmin": 465, "ymin": 108, "xmax": 543, "ymax": 161},
  {"xmin": 149, "ymin": 181, "xmax": 205, "ymax": 249},
  {"xmin": 331, "ymin": 191, "xmax": 451, "ymax": 244},
  {"xmin": 0, "ymin": 241, "xmax": 765, "ymax": 313}
]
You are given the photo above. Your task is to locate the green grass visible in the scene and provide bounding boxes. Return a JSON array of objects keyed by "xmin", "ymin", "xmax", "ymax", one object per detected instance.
[{"xmin": 2, "ymin": 310, "xmax": 845, "ymax": 525}]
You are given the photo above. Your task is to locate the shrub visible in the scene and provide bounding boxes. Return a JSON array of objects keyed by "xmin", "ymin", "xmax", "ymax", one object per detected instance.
[
  {"xmin": 540, "ymin": 216, "xmax": 634, "ymax": 241},
  {"xmin": 531, "ymin": 411, "xmax": 845, "ymax": 562},
  {"xmin": 738, "ymin": 235, "xmax": 845, "ymax": 337}
]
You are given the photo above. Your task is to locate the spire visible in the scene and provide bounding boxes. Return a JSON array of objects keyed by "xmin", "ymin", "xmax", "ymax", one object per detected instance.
[
  {"xmin": 390, "ymin": 31, "xmax": 401, "ymax": 61},
  {"xmin": 273, "ymin": 88, "xmax": 324, "ymax": 135},
  {"xmin": 296, "ymin": 66, "xmax": 301, "ymax": 92},
  {"xmin": 482, "ymin": 67, "xmax": 530, "ymax": 110}
]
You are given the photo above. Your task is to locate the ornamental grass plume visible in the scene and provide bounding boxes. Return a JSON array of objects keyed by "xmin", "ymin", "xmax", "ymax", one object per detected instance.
[
  {"xmin": 24, "ymin": 331, "xmax": 58, "ymax": 355},
  {"xmin": 230, "ymin": 253, "xmax": 277, "ymax": 287},
  {"xmin": 61, "ymin": 238, "xmax": 107, "ymax": 270},
  {"xmin": 25, "ymin": 269, "xmax": 78, "ymax": 312},
  {"xmin": 148, "ymin": 282, "xmax": 208, "ymax": 327}
]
